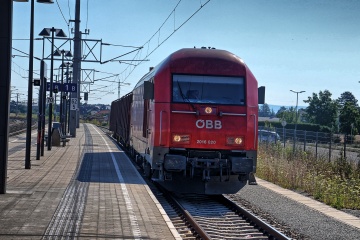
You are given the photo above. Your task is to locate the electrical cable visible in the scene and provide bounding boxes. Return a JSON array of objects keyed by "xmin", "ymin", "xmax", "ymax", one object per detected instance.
[
  {"xmin": 118, "ymin": 0, "xmax": 211, "ymax": 82},
  {"xmin": 55, "ymin": 0, "xmax": 69, "ymax": 27}
]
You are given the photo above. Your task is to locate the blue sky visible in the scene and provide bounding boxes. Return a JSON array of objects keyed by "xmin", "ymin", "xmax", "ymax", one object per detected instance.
[{"xmin": 11, "ymin": 0, "xmax": 360, "ymax": 108}]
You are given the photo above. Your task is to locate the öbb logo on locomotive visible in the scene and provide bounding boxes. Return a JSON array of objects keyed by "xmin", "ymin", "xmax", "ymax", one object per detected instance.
[
  {"xmin": 110, "ymin": 47, "xmax": 265, "ymax": 195},
  {"xmin": 195, "ymin": 119, "xmax": 222, "ymax": 129}
]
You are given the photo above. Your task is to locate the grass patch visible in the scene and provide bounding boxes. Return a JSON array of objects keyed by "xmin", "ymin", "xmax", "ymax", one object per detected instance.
[{"xmin": 256, "ymin": 142, "xmax": 360, "ymax": 209}]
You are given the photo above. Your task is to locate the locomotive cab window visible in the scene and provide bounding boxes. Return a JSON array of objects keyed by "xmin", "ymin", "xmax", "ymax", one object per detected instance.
[{"xmin": 172, "ymin": 75, "xmax": 245, "ymax": 105}]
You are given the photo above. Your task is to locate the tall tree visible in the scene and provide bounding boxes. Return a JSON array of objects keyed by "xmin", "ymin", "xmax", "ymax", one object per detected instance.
[
  {"xmin": 337, "ymin": 91, "xmax": 358, "ymax": 109},
  {"xmin": 275, "ymin": 106, "xmax": 287, "ymax": 118},
  {"xmin": 303, "ymin": 90, "xmax": 338, "ymax": 127},
  {"xmin": 259, "ymin": 103, "xmax": 271, "ymax": 117},
  {"xmin": 270, "ymin": 109, "xmax": 276, "ymax": 118},
  {"xmin": 339, "ymin": 101, "xmax": 360, "ymax": 134},
  {"xmin": 275, "ymin": 106, "xmax": 296, "ymax": 123}
]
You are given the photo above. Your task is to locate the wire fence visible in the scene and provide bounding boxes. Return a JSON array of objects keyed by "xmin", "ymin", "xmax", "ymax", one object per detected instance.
[{"xmin": 259, "ymin": 126, "xmax": 360, "ymax": 163}]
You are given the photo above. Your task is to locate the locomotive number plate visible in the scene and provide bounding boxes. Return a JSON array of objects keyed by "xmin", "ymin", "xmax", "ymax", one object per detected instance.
[{"xmin": 196, "ymin": 140, "xmax": 216, "ymax": 144}]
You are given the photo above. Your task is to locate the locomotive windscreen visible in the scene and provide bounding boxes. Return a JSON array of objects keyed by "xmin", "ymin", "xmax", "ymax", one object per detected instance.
[{"xmin": 172, "ymin": 75, "xmax": 245, "ymax": 105}]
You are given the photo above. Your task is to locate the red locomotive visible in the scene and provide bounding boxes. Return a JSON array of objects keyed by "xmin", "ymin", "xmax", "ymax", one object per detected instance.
[{"xmin": 110, "ymin": 48, "xmax": 265, "ymax": 194}]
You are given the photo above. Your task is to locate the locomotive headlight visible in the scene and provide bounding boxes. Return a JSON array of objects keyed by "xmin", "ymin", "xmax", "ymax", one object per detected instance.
[
  {"xmin": 234, "ymin": 137, "xmax": 243, "ymax": 145},
  {"xmin": 226, "ymin": 136, "xmax": 244, "ymax": 145},
  {"xmin": 173, "ymin": 135, "xmax": 181, "ymax": 142},
  {"xmin": 205, "ymin": 107, "xmax": 212, "ymax": 114},
  {"xmin": 200, "ymin": 106, "xmax": 217, "ymax": 115},
  {"xmin": 172, "ymin": 134, "xmax": 190, "ymax": 144}
]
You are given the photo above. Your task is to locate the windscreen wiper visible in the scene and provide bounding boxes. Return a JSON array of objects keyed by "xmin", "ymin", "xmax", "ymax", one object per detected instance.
[{"xmin": 176, "ymin": 81, "xmax": 198, "ymax": 115}]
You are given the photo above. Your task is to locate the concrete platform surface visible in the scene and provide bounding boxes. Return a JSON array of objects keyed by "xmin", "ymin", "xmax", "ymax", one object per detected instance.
[{"xmin": 1, "ymin": 123, "xmax": 181, "ymax": 240}]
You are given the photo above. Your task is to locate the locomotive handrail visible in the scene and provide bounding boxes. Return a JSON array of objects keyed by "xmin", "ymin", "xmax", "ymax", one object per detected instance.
[
  {"xmin": 219, "ymin": 112, "xmax": 246, "ymax": 116},
  {"xmin": 160, "ymin": 110, "xmax": 164, "ymax": 145},
  {"xmin": 171, "ymin": 110, "xmax": 197, "ymax": 114},
  {"xmin": 251, "ymin": 114, "xmax": 257, "ymax": 148}
]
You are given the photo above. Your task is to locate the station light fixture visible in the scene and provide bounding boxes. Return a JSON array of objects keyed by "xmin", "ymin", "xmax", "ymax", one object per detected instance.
[
  {"xmin": 13, "ymin": 0, "xmax": 55, "ymax": 169},
  {"xmin": 39, "ymin": 27, "xmax": 67, "ymax": 150},
  {"xmin": 54, "ymin": 49, "xmax": 73, "ymax": 134}
]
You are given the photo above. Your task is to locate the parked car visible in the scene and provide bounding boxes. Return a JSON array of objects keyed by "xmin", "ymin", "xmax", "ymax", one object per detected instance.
[{"xmin": 258, "ymin": 129, "xmax": 280, "ymax": 143}]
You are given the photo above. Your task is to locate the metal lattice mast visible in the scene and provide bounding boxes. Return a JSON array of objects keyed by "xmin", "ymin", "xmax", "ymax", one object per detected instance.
[{"xmin": 69, "ymin": 0, "xmax": 81, "ymax": 137}]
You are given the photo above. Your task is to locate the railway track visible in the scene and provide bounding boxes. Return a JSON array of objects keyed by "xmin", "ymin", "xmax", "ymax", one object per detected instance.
[
  {"xmin": 8, "ymin": 118, "xmax": 36, "ymax": 136},
  {"xmin": 146, "ymin": 185, "xmax": 197, "ymax": 239},
  {"xmin": 159, "ymin": 190, "xmax": 290, "ymax": 240},
  {"xmin": 105, "ymin": 128, "xmax": 291, "ymax": 239}
]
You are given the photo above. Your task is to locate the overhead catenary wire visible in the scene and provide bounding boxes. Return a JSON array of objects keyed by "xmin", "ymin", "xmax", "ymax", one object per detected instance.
[
  {"xmin": 11, "ymin": 0, "xmax": 211, "ymax": 103},
  {"xmin": 52, "ymin": 0, "xmax": 73, "ymax": 52},
  {"xmin": 12, "ymin": 47, "xmax": 41, "ymax": 60},
  {"xmin": 55, "ymin": 0, "xmax": 70, "ymax": 27},
  {"xmin": 67, "ymin": 0, "xmax": 72, "ymax": 21},
  {"xmin": 91, "ymin": 85, "xmax": 114, "ymax": 91},
  {"xmin": 67, "ymin": 0, "xmax": 74, "ymax": 39},
  {"xmin": 11, "ymin": 48, "xmax": 41, "ymax": 79},
  {"xmin": 117, "ymin": 0, "xmax": 211, "ymax": 82}
]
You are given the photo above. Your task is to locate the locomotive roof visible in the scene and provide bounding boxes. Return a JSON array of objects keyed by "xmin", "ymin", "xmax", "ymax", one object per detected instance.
[
  {"xmin": 169, "ymin": 48, "xmax": 245, "ymax": 65},
  {"xmin": 134, "ymin": 48, "xmax": 246, "ymax": 89}
]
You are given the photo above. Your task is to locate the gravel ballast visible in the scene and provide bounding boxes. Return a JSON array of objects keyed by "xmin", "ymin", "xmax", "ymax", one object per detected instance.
[{"xmin": 228, "ymin": 183, "xmax": 360, "ymax": 239}]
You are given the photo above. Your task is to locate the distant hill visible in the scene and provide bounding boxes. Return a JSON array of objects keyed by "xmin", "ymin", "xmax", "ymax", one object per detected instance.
[{"xmin": 268, "ymin": 105, "xmax": 306, "ymax": 113}]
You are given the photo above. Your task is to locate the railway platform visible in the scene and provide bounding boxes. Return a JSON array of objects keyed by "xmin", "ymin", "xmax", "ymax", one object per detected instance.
[{"xmin": 1, "ymin": 123, "xmax": 181, "ymax": 239}]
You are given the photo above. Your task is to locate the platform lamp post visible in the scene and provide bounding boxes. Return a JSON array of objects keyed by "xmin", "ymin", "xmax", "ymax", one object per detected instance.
[
  {"xmin": 13, "ymin": 0, "xmax": 54, "ymax": 169},
  {"xmin": 36, "ymin": 60, "xmax": 47, "ymax": 160},
  {"xmin": 64, "ymin": 64, "xmax": 73, "ymax": 134},
  {"xmin": 290, "ymin": 90, "xmax": 305, "ymax": 151},
  {"xmin": 55, "ymin": 50, "xmax": 72, "ymax": 134},
  {"xmin": 39, "ymin": 27, "xmax": 67, "ymax": 150}
]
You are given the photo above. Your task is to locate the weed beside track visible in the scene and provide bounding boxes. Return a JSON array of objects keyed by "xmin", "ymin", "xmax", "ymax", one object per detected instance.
[{"xmin": 256, "ymin": 142, "xmax": 360, "ymax": 210}]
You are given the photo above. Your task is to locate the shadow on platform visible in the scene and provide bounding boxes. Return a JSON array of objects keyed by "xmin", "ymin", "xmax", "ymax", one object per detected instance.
[{"xmin": 77, "ymin": 152, "xmax": 143, "ymax": 184}]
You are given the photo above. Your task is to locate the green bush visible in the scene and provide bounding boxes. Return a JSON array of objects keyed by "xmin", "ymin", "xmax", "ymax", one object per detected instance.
[
  {"xmin": 333, "ymin": 135, "xmax": 341, "ymax": 143},
  {"xmin": 256, "ymin": 143, "xmax": 360, "ymax": 209}
]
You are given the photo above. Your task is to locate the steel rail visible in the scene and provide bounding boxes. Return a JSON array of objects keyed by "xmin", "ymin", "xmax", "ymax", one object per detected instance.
[
  {"xmin": 219, "ymin": 195, "xmax": 291, "ymax": 240},
  {"xmin": 164, "ymin": 192, "xmax": 211, "ymax": 240}
]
